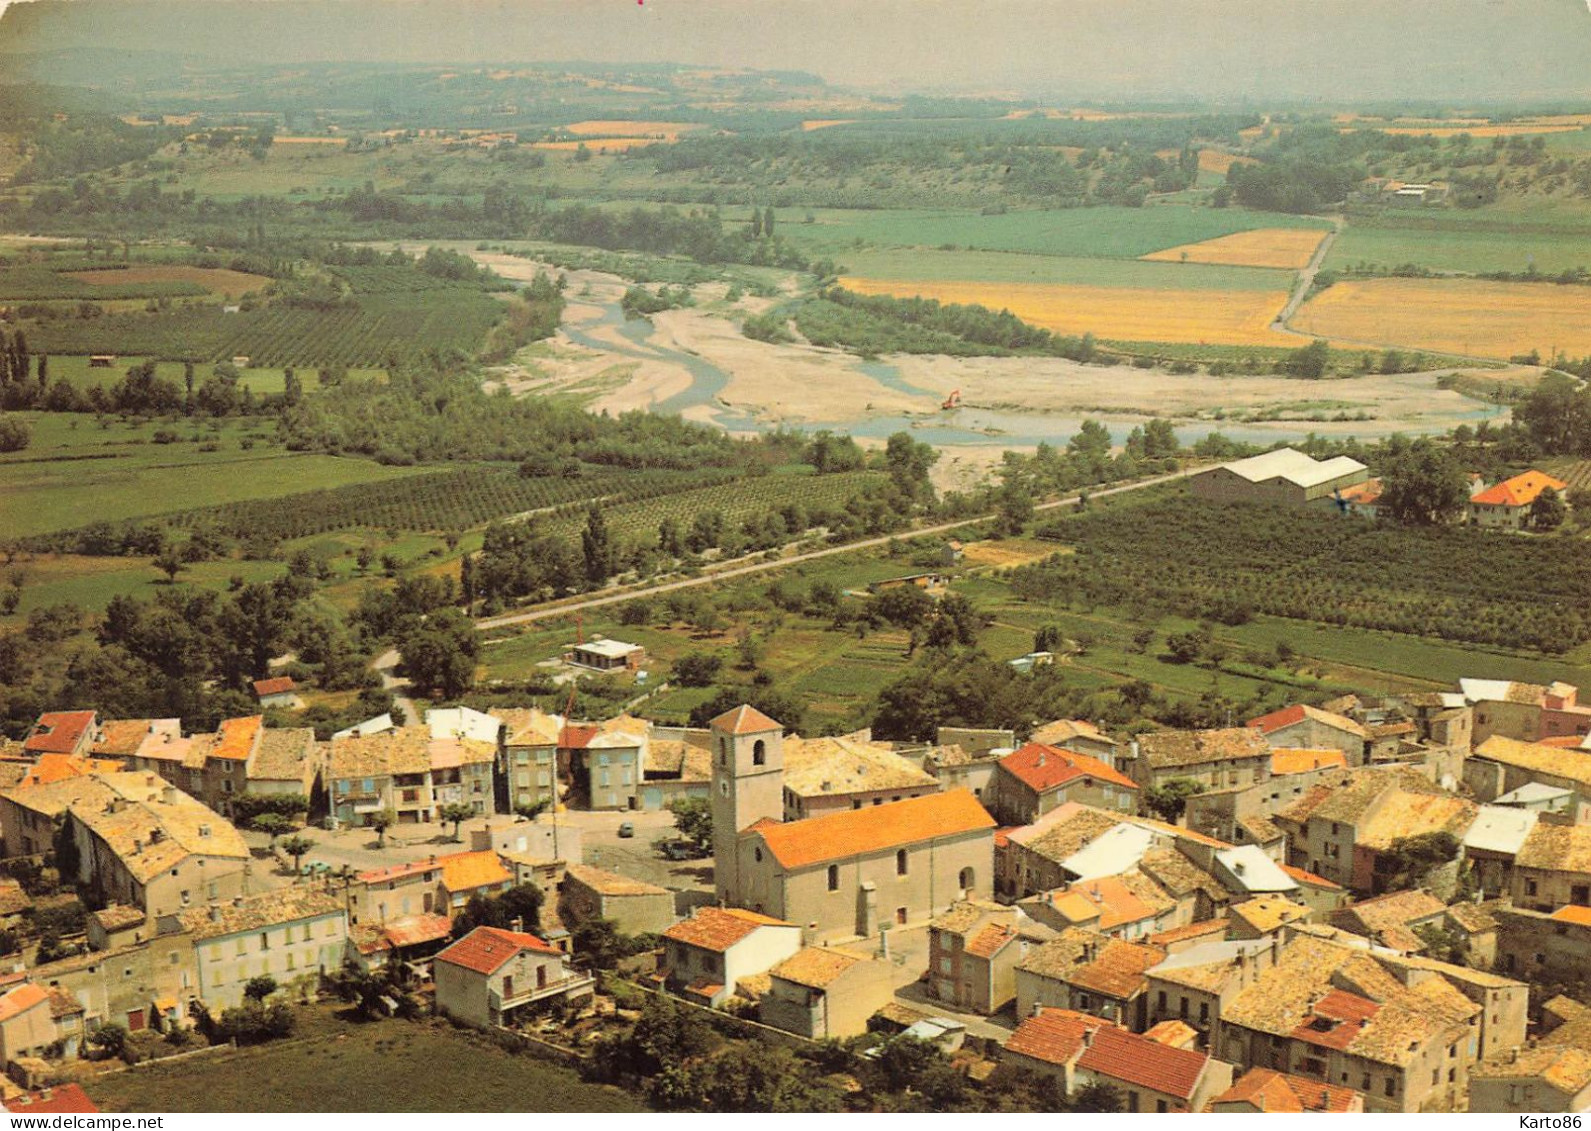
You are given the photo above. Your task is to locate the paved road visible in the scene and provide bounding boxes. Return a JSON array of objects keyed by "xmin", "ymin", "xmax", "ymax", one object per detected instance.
[{"xmin": 477, "ymin": 466, "xmax": 1198, "ymax": 631}]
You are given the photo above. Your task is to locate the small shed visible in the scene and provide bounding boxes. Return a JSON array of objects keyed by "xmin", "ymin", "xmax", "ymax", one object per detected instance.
[{"xmin": 566, "ymin": 638, "xmax": 646, "ymax": 672}]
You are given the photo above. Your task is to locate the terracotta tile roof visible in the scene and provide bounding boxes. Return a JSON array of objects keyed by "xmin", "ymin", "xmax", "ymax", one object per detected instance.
[
  {"xmin": 1006, "ymin": 1009, "xmax": 1209, "ymax": 1101},
  {"xmin": 1549, "ymin": 905, "xmax": 1591, "ymax": 926},
  {"xmin": 1518, "ymin": 823, "xmax": 1591, "ymax": 874},
  {"xmin": 564, "ymin": 863, "xmax": 669, "ymax": 898},
  {"xmin": 23, "ymin": 711, "xmax": 96, "ymax": 756},
  {"xmin": 1148, "ymin": 918, "xmax": 1229, "ymax": 947},
  {"xmin": 427, "ymin": 737, "xmax": 497, "ymax": 770},
  {"xmin": 5, "ymin": 1084, "xmax": 100, "ymax": 1114},
  {"xmin": 1011, "ymin": 803, "xmax": 1129, "ymax": 863},
  {"xmin": 1357, "ymin": 791, "xmax": 1476, "ymax": 851},
  {"xmin": 1030, "ymin": 719, "xmax": 1121, "ymax": 748},
  {"xmin": 491, "ymin": 707, "xmax": 563, "ymax": 747},
  {"xmin": 1139, "ymin": 847, "xmax": 1227, "ymax": 902},
  {"xmin": 1211, "ymin": 1067, "xmax": 1360, "ymax": 1112},
  {"xmin": 1230, "ymin": 895, "xmax": 1311, "ymax": 934},
  {"xmin": 92, "ymin": 719, "xmax": 176, "ymax": 757},
  {"xmin": 998, "ymin": 743, "xmax": 1138, "ymax": 794},
  {"xmin": 1139, "ymin": 727, "xmax": 1270, "ymax": 770},
  {"xmin": 330, "ymin": 727, "xmax": 432, "ymax": 778},
  {"xmin": 783, "ymin": 734, "xmax": 938, "ymax": 797},
  {"xmin": 18, "ymin": 753, "xmax": 123, "ymax": 787},
  {"xmin": 559, "ymin": 722, "xmax": 600, "ymax": 750},
  {"xmin": 1237, "ymin": 814, "xmax": 1284, "ymax": 846},
  {"xmin": 356, "ymin": 855, "xmax": 445, "ymax": 884},
  {"xmin": 1271, "ymin": 748, "xmax": 1349, "ymax": 776},
  {"xmin": 1280, "ymin": 863, "xmax": 1342, "ymax": 890},
  {"xmin": 46, "ymin": 987, "xmax": 82, "ymax": 1018},
  {"xmin": 1474, "ymin": 736, "xmax": 1591, "ymax": 790},
  {"xmin": 211, "ymin": 715, "xmax": 263, "ymax": 762},
  {"xmin": 931, "ymin": 898, "xmax": 1010, "ymax": 937},
  {"xmin": 664, "ymin": 906, "xmax": 793, "ymax": 952},
  {"xmin": 1473, "ymin": 1045, "xmax": 1591, "ymax": 1092},
  {"xmin": 769, "ymin": 946, "xmax": 866, "ymax": 988},
  {"xmin": 1277, "ymin": 767, "xmax": 1444, "ymax": 828},
  {"xmin": 1445, "ymin": 898, "xmax": 1502, "ymax": 933},
  {"xmin": 89, "ymin": 904, "xmax": 144, "ymax": 932},
  {"xmin": 1064, "ymin": 935, "xmax": 1165, "ymax": 998},
  {"xmin": 252, "ymin": 676, "xmax": 296, "ymax": 697},
  {"xmin": 0, "ymin": 982, "xmax": 48, "ymax": 1021},
  {"xmin": 1143, "ymin": 1019, "xmax": 1199, "ymax": 1048},
  {"xmin": 966, "ymin": 923, "xmax": 1018, "ymax": 959},
  {"xmin": 177, "ymin": 887, "xmax": 343, "ymax": 941},
  {"xmin": 440, "ymin": 851, "xmax": 512, "ymax": 893},
  {"xmin": 435, "ymin": 925, "xmax": 558, "ymax": 975},
  {"xmin": 249, "ymin": 728, "xmax": 318, "ymax": 783},
  {"xmin": 381, "ymin": 913, "xmax": 453, "ymax": 950},
  {"xmin": 1248, "ymin": 704, "xmax": 1369, "ymax": 741},
  {"xmin": 71, "ymin": 777, "xmax": 248, "ymax": 882},
  {"xmin": 755, "ymin": 789, "xmax": 994, "ymax": 870},
  {"xmin": 1045, "ymin": 871, "xmax": 1175, "ymax": 931},
  {"xmin": 1471, "ymin": 470, "xmax": 1567, "ymax": 507},
  {"xmin": 1331, "ymin": 890, "xmax": 1445, "ymax": 940},
  {"xmin": 709, "ymin": 704, "xmax": 784, "ymax": 735}
]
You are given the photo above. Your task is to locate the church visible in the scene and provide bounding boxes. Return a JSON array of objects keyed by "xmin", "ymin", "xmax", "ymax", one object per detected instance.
[{"xmin": 708, "ymin": 705, "xmax": 996, "ymax": 944}]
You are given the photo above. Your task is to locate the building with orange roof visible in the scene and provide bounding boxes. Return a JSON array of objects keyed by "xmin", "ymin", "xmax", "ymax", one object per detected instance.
[
  {"xmin": 1003, "ymin": 1007, "xmax": 1233, "ymax": 1113},
  {"xmin": 1020, "ymin": 870, "xmax": 1179, "ymax": 941},
  {"xmin": 991, "ymin": 742, "xmax": 1139, "ymax": 826},
  {"xmin": 1248, "ymin": 703, "xmax": 1370, "ymax": 766},
  {"xmin": 18, "ymin": 752, "xmax": 123, "ymax": 788},
  {"xmin": 438, "ymin": 850, "xmax": 514, "ymax": 915},
  {"xmin": 1133, "ymin": 726, "xmax": 1273, "ymax": 791},
  {"xmin": 1015, "ymin": 927, "xmax": 1167, "ymax": 1028},
  {"xmin": 1469, "ymin": 469, "xmax": 1568, "ymax": 530},
  {"xmin": 3, "ymin": 1084, "xmax": 102, "ymax": 1114},
  {"xmin": 434, "ymin": 925, "xmax": 593, "ymax": 1027},
  {"xmin": 0, "ymin": 983, "xmax": 55, "ymax": 1066},
  {"xmin": 251, "ymin": 676, "xmax": 299, "ymax": 708},
  {"xmin": 91, "ymin": 719, "xmax": 180, "ymax": 760},
  {"xmin": 22, "ymin": 711, "xmax": 97, "ymax": 759},
  {"xmin": 760, "ymin": 945, "xmax": 894, "ymax": 1039},
  {"xmin": 927, "ymin": 898, "xmax": 1033, "ymax": 1015},
  {"xmin": 660, "ymin": 906, "xmax": 801, "ymax": 1007},
  {"xmin": 1270, "ymin": 747, "xmax": 1349, "ymax": 776},
  {"xmin": 1209, "ymin": 1066, "xmax": 1364, "ymax": 1112}
]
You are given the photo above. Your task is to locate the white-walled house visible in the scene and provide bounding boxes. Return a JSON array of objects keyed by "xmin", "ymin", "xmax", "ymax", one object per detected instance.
[{"xmin": 658, "ymin": 906, "xmax": 802, "ymax": 1007}]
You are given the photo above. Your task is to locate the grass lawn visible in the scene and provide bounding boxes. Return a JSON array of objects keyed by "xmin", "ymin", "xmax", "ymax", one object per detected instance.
[
  {"xmin": 1325, "ymin": 221, "xmax": 1591, "ymax": 276},
  {"xmin": 834, "ymin": 247, "xmax": 1293, "ymax": 292},
  {"xmin": 85, "ymin": 1009, "xmax": 645, "ymax": 1113},
  {"xmin": 783, "ymin": 205, "xmax": 1332, "ymax": 260}
]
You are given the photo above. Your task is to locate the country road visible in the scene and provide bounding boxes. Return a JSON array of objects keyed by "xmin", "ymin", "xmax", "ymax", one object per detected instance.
[
  {"xmin": 474, "ymin": 465, "xmax": 1198, "ymax": 632},
  {"xmin": 1273, "ymin": 215, "xmax": 1344, "ymax": 334}
]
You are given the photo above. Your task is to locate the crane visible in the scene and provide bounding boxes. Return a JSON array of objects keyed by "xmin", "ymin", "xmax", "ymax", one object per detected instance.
[{"xmin": 941, "ymin": 388, "xmax": 961, "ymax": 411}]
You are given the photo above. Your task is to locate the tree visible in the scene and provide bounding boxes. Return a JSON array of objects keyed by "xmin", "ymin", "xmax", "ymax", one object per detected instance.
[
  {"xmin": 1071, "ymin": 1082, "xmax": 1125, "ymax": 1113},
  {"xmin": 1531, "ymin": 486, "xmax": 1567, "ymax": 531},
  {"xmin": 89, "ymin": 1022, "xmax": 129, "ymax": 1060},
  {"xmin": 148, "ymin": 551, "xmax": 185, "ymax": 584},
  {"xmin": 671, "ymin": 652, "xmax": 722, "ymax": 688},
  {"xmin": 882, "ymin": 431, "xmax": 939, "ymax": 501},
  {"xmin": 1033, "ymin": 624, "xmax": 1063, "ymax": 654},
  {"xmin": 1282, "ymin": 339, "xmax": 1331, "ymax": 379},
  {"xmin": 439, "ymin": 801, "xmax": 475, "ymax": 842},
  {"xmin": 668, "ymin": 796, "xmax": 713, "ymax": 853},
  {"xmin": 278, "ymin": 833, "xmax": 314, "ymax": 875},
  {"xmin": 1144, "ymin": 778, "xmax": 1205, "ymax": 821},
  {"xmin": 1381, "ymin": 831, "xmax": 1460, "ymax": 890},
  {"xmin": 369, "ymin": 809, "xmax": 396, "ymax": 848},
  {"xmin": 581, "ymin": 503, "xmax": 614, "ymax": 585},
  {"xmin": 244, "ymin": 974, "xmax": 278, "ymax": 1001},
  {"xmin": 998, "ymin": 482, "xmax": 1035, "ymax": 535},
  {"xmin": 0, "ymin": 417, "xmax": 29, "ymax": 453},
  {"xmin": 399, "ymin": 607, "xmax": 479, "ymax": 698},
  {"xmin": 251, "ymin": 812, "xmax": 293, "ymax": 845},
  {"xmin": 1379, "ymin": 440, "xmax": 1468, "ymax": 526}
]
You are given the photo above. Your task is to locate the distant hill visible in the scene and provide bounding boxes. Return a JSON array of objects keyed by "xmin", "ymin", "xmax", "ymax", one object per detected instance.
[{"xmin": 1, "ymin": 0, "xmax": 1588, "ymax": 104}]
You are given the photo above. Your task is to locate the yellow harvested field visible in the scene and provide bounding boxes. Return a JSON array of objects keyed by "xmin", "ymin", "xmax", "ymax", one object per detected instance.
[
  {"xmin": 1142, "ymin": 228, "xmax": 1327, "ymax": 270},
  {"xmin": 533, "ymin": 138, "xmax": 662, "ymax": 152},
  {"xmin": 961, "ymin": 539, "xmax": 1064, "ymax": 568},
  {"xmin": 272, "ymin": 136, "xmax": 348, "ymax": 146},
  {"xmin": 837, "ymin": 277, "xmax": 1295, "ymax": 347},
  {"xmin": 1292, "ymin": 278, "xmax": 1591, "ymax": 360},
  {"xmin": 1198, "ymin": 150, "xmax": 1257, "ymax": 175},
  {"xmin": 802, "ymin": 119, "xmax": 856, "ymax": 131},
  {"xmin": 66, "ymin": 266, "xmax": 272, "ymax": 298},
  {"xmin": 562, "ymin": 120, "xmax": 703, "ymax": 139}
]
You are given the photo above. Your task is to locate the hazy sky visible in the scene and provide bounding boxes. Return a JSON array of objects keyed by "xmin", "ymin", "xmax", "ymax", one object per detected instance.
[{"xmin": 2, "ymin": 0, "xmax": 1589, "ymax": 102}]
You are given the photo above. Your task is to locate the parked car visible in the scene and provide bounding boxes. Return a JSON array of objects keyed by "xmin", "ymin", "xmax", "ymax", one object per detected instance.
[
  {"xmin": 617, "ymin": 821, "xmax": 635, "ymax": 838},
  {"xmin": 660, "ymin": 839, "xmax": 697, "ymax": 860}
]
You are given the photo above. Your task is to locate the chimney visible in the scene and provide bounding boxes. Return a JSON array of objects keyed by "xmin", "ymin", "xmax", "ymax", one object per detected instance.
[
  {"xmin": 510, "ymin": 917, "xmax": 524, "ymax": 934},
  {"xmin": 1036, "ymin": 753, "xmax": 1047, "ymax": 768},
  {"xmin": 132, "ymin": 838, "xmax": 143, "ymax": 855},
  {"xmin": 162, "ymin": 786, "xmax": 176, "ymax": 805},
  {"xmin": 429, "ymin": 854, "xmax": 438, "ymax": 866},
  {"xmin": 145, "ymin": 773, "xmax": 156, "ymax": 788},
  {"xmin": 1081, "ymin": 1027, "xmax": 1095, "ymax": 1048},
  {"xmin": 208, "ymin": 904, "xmax": 221, "ymax": 922},
  {"xmin": 233, "ymin": 896, "xmax": 245, "ymax": 908},
  {"xmin": 1271, "ymin": 935, "xmax": 1282, "ymax": 964}
]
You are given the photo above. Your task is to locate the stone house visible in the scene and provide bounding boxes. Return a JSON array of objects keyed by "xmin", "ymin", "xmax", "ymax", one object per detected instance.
[
  {"xmin": 1510, "ymin": 822, "xmax": 1591, "ymax": 912},
  {"xmin": 161, "ymin": 887, "xmax": 347, "ymax": 1011},
  {"xmin": 1248, "ymin": 704, "xmax": 1370, "ymax": 766},
  {"xmin": 561, "ymin": 864, "xmax": 675, "ymax": 937},
  {"xmin": 434, "ymin": 926, "xmax": 594, "ymax": 1027},
  {"xmin": 780, "ymin": 733, "xmax": 940, "ymax": 820},
  {"xmin": 1461, "ymin": 680, "xmax": 1591, "ymax": 747},
  {"xmin": 1004, "ymin": 1007, "xmax": 1235, "ymax": 1113},
  {"xmin": 1328, "ymin": 889, "xmax": 1448, "ymax": 953},
  {"xmin": 759, "ymin": 946, "xmax": 895, "ymax": 1039},
  {"xmin": 1208, "ymin": 1067, "xmax": 1365, "ymax": 1112},
  {"xmin": 21, "ymin": 711, "xmax": 97, "ymax": 760},
  {"xmin": 1466, "ymin": 735, "xmax": 1591, "ymax": 809},
  {"xmin": 990, "ymin": 742, "xmax": 1139, "ymax": 826},
  {"xmin": 659, "ymin": 906, "xmax": 802, "ymax": 1008},
  {"xmin": 1133, "ymin": 728, "xmax": 1273, "ymax": 793},
  {"xmin": 1014, "ymin": 928, "xmax": 1166, "ymax": 1029},
  {"xmin": 926, "ymin": 899, "xmax": 1026, "ymax": 1015},
  {"xmin": 489, "ymin": 707, "xmax": 563, "ymax": 814}
]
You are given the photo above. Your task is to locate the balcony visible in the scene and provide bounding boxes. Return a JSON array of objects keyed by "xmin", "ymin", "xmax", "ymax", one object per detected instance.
[{"xmin": 490, "ymin": 973, "xmax": 596, "ymax": 1013}]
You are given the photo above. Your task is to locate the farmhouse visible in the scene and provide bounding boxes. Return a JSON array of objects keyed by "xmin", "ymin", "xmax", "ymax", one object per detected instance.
[
  {"xmin": 434, "ymin": 926, "xmax": 594, "ymax": 1027},
  {"xmin": 658, "ymin": 906, "xmax": 802, "ymax": 1007},
  {"xmin": 1468, "ymin": 470, "xmax": 1568, "ymax": 529},
  {"xmin": 251, "ymin": 676, "xmax": 300, "ymax": 709},
  {"xmin": 1247, "ymin": 703, "xmax": 1370, "ymax": 766},
  {"xmin": 1188, "ymin": 448, "xmax": 1369, "ymax": 508},
  {"xmin": 565, "ymin": 638, "xmax": 646, "ymax": 672}
]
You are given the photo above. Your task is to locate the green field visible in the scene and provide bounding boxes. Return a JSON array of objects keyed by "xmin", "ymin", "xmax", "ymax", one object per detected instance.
[
  {"xmin": 22, "ymin": 354, "xmax": 375, "ymax": 394},
  {"xmin": 785, "ymin": 204, "xmax": 1333, "ymax": 260},
  {"xmin": 86, "ymin": 1008, "xmax": 644, "ymax": 1113},
  {"xmin": 1325, "ymin": 220, "xmax": 1591, "ymax": 276},
  {"xmin": 835, "ymin": 246, "xmax": 1293, "ymax": 291},
  {"xmin": 0, "ymin": 414, "xmax": 424, "ymax": 537}
]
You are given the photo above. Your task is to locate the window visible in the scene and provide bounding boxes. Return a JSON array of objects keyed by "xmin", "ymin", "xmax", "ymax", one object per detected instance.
[
  {"xmin": 896, "ymin": 850, "xmax": 909, "ymax": 876},
  {"xmin": 1157, "ymin": 991, "xmax": 1167, "ymax": 1011},
  {"xmin": 1527, "ymin": 878, "xmax": 1539, "ymax": 897},
  {"xmin": 260, "ymin": 932, "xmax": 270, "ymax": 951},
  {"xmin": 1384, "ymin": 1078, "xmax": 1396, "ymax": 1098},
  {"xmin": 1199, "ymin": 1002, "xmax": 1209, "ymax": 1024},
  {"xmin": 1155, "ymin": 1101, "xmax": 1168, "ymax": 1114},
  {"xmin": 828, "ymin": 865, "xmax": 840, "ymax": 892},
  {"xmin": 753, "ymin": 740, "xmax": 766, "ymax": 766},
  {"xmin": 754, "ymin": 847, "xmax": 763, "ymax": 863},
  {"xmin": 959, "ymin": 867, "xmax": 974, "ymax": 891}
]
